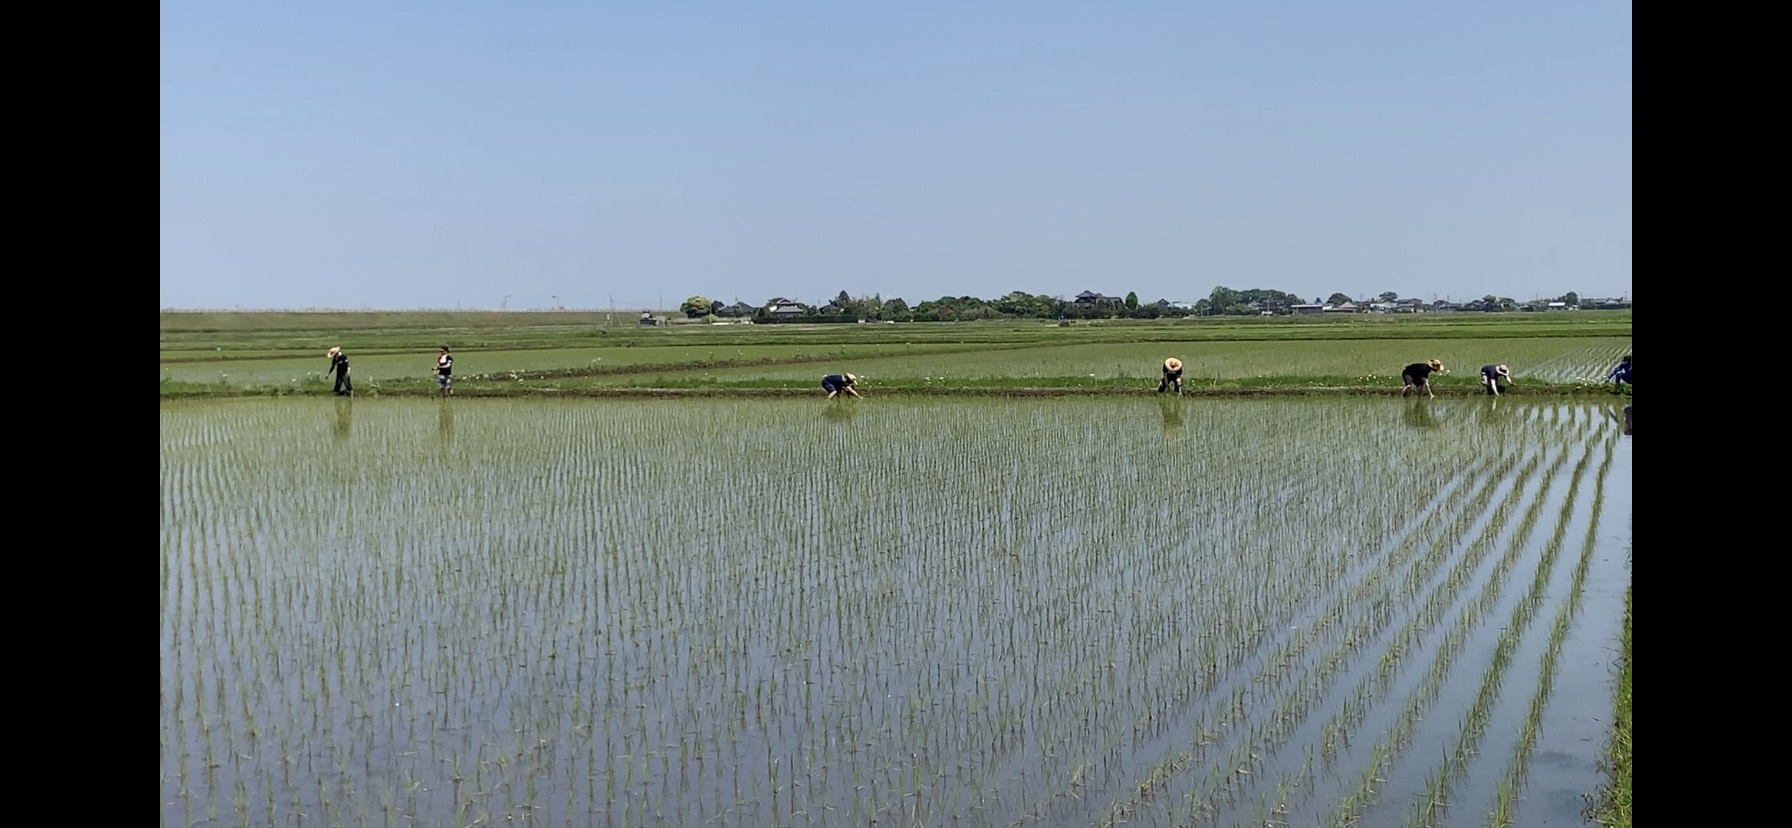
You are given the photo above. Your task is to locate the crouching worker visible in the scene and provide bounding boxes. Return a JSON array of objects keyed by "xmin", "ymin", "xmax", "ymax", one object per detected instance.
[
  {"xmin": 1607, "ymin": 354, "xmax": 1631, "ymax": 393},
  {"xmin": 1158, "ymin": 358, "xmax": 1184, "ymax": 394},
  {"xmin": 1401, "ymin": 359, "xmax": 1444, "ymax": 398},
  {"xmin": 1481, "ymin": 364, "xmax": 1511, "ymax": 395},
  {"xmin": 822, "ymin": 372, "xmax": 861, "ymax": 399}
]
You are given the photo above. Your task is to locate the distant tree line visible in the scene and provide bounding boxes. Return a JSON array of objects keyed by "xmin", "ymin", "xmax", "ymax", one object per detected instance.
[{"xmin": 678, "ymin": 287, "xmax": 1599, "ymax": 321}]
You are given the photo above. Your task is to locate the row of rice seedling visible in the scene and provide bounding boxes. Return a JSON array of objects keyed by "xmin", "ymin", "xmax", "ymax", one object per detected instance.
[
  {"xmin": 160, "ymin": 342, "xmax": 961, "ymax": 384},
  {"xmin": 1047, "ymin": 410, "xmax": 1538, "ymax": 826},
  {"xmin": 1194, "ymin": 415, "xmax": 1586, "ymax": 827},
  {"xmin": 1481, "ymin": 434, "xmax": 1617, "ymax": 826},
  {"xmin": 160, "ymin": 396, "xmax": 1622, "ymax": 826},
  {"xmin": 1513, "ymin": 341, "xmax": 1631, "ymax": 384},
  {"xmin": 557, "ymin": 338, "xmax": 1633, "ymax": 386},
  {"xmin": 1097, "ymin": 445, "xmax": 1537, "ymax": 827},
  {"xmin": 1391, "ymin": 423, "xmax": 1609, "ymax": 826},
  {"xmin": 1192, "ymin": 442, "xmax": 1561, "ymax": 827},
  {"xmin": 1301, "ymin": 409, "xmax": 1609, "ymax": 825}
]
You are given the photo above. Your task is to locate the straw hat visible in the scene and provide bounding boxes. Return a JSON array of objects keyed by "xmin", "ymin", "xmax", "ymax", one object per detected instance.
[
  {"xmin": 1164, "ymin": 358, "xmax": 1182, "ymax": 371},
  {"xmin": 1427, "ymin": 359, "xmax": 1443, "ymax": 370},
  {"xmin": 1495, "ymin": 364, "xmax": 1510, "ymax": 376},
  {"xmin": 327, "ymin": 347, "xmax": 341, "ymax": 357},
  {"xmin": 844, "ymin": 373, "xmax": 857, "ymax": 383}
]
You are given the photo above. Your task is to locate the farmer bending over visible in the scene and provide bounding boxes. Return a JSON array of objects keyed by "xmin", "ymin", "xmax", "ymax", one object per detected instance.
[
  {"xmin": 1158, "ymin": 358, "xmax": 1184, "ymax": 394},
  {"xmin": 1401, "ymin": 359, "xmax": 1444, "ymax": 398},
  {"xmin": 1480, "ymin": 364, "xmax": 1511, "ymax": 396},
  {"xmin": 822, "ymin": 373, "xmax": 861, "ymax": 399}
]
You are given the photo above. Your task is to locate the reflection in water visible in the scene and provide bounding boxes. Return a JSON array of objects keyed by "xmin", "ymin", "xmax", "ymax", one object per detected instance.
[
  {"xmin": 438, "ymin": 402, "xmax": 454, "ymax": 446},
  {"xmin": 822, "ymin": 403, "xmax": 859, "ymax": 423},
  {"xmin": 1159, "ymin": 398, "xmax": 1184, "ymax": 442},
  {"xmin": 333, "ymin": 398, "xmax": 352, "ymax": 442},
  {"xmin": 1613, "ymin": 404, "xmax": 1631, "ymax": 435},
  {"xmin": 1403, "ymin": 398, "xmax": 1440, "ymax": 429},
  {"xmin": 1479, "ymin": 396, "xmax": 1509, "ymax": 424}
]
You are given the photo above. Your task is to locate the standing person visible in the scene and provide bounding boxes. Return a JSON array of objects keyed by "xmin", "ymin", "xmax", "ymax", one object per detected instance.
[
  {"xmin": 1400, "ymin": 359, "xmax": 1444, "ymax": 398},
  {"xmin": 1158, "ymin": 358, "xmax": 1184, "ymax": 394},
  {"xmin": 1480, "ymin": 364, "xmax": 1512, "ymax": 395},
  {"xmin": 821, "ymin": 372, "xmax": 861, "ymax": 399},
  {"xmin": 326, "ymin": 346, "xmax": 353, "ymax": 396},
  {"xmin": 1607, "ymin": 354, "xmax": 1631, "ymax": 393},
  {"xmin": 436, "ymin": 346, "xmax": 454, "ymax": 397}
]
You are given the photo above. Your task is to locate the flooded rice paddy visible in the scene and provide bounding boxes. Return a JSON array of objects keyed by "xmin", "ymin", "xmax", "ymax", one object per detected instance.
[{"xmin": 160, "ymin": 396, "xmax": 1631, "ymax": 827}]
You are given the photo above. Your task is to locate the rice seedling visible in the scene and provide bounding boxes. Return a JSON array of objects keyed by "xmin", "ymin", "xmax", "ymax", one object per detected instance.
[{"xmin": 160, "ymin": 396, "xmax": 1625, "ymax": 827}]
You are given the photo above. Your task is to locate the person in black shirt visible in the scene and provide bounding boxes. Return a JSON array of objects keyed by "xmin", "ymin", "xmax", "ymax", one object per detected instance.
[
  {"xmin": 436, "ymin": 346, "xmax": 454, "ymax": 397},
  {"xmin": 1158, "ymin": 357, "xmax": 1184, "ymax": 394},
  {"xmin": 1480, "ymin": 364, "xmax": 1511, "ymax": 395},
  {"xmin": 1400, "ymin": 359, "xmax": 1444, "ymax": 398},
  {"xmin": 326, "ymin": 346, "xmax": 352, "ymax": 396},
  {"xmin": 821, "ymin": 372, "xmax": 861, "ymax": 399}
]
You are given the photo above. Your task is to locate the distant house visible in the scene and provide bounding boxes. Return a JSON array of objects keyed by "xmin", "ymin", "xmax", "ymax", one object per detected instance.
[
  {"xmin": 762, "ymin": 297, "xmax": 808, "ymax": 318},
  {"xmin": 1323, "ymin": 302, "xmax": 1359, "ymax": 313},
  {"xmin": 1547, "ymin": 301, "xmax": 1570, "ymax": 310},
  {"xmin": 1292, "ymin": 303, "xmax": 1326, "ymax": 315},
  {"xmin": 1073, "ymin": 290, "xmax": 1122, "ymax": 305},
  {"xmin": 1369, "ymin": 302, "xmax": 1397, "ymax": 313},
  {"xmin": 717, "ymin": 301, "xmax": 757, "ymax": 318},
  {"xmin": 1595, "ymin": 299, "xmax": 1631, "ymax": 310},
  {"xmin": 819, "ymin": 303, "xmax": 845, "ymax": 315}
]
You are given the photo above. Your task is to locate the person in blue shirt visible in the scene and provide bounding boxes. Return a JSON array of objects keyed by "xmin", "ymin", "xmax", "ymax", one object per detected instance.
[
  {"xmin": 1607, "ymin": 354, "xmax": 1631, "ymax": 393},
  {"xmin": 822, "ymin": 372, "xmax": 861, "ymax": 399}
]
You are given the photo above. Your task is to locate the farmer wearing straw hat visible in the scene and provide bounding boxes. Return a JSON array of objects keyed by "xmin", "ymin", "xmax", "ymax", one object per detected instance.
[
  {"xmin": 1400, "ymin": 359, "xmax": 1445, "ymax": 398},
  {"xmin": 1158, "ymin": 357, "xmax": 1184, "ymax": 394},
  {"xmin": 1480, "ymin": 364, "xmax": 1512, "ymax": 396},
  {"xmin": 326, "ymin": 347, "xmax": 353, "ymax": 396},
  {"xmin": 822, "ymin": 372, "xmax": 861, "ymax": 399}
]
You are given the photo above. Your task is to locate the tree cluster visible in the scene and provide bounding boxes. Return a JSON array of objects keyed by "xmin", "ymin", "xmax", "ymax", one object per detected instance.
[{"xmin": 678, "ymin": 286, "xmax": 1593, "ymax": 320}]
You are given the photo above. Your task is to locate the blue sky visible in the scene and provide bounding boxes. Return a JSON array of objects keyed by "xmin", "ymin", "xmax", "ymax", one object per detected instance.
[{"xmin": 161, "ymin": 1, "xmax": 1631, "ymax": 310}]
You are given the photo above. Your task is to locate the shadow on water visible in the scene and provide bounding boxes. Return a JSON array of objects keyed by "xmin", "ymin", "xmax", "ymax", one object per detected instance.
[
  {"xmin": 1402, "ymin": 397, "xmax": 1440, "ymax": 429},
  {"xmin": 332, "ymin": 397, "xmax": 352, "ymax": 442},
  {"xmin": 821, "ymin": 402, "xmax": 859, "ymax": 423},
  {"xmin": 1610, "ymin": 403, "xmax": 1631, "ymax": 435},
  {"xmin": 1158, "ymin": 398, "xmax": 1184, "ymax": 442}
]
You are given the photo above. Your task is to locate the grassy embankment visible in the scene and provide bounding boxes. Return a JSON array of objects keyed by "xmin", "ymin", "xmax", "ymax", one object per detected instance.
[
  {"xmin": 161, "ymin": 310, "xmax": 1633, "ymax": 398},
  {"xmin": 1588, "ymin": 569, "xmax": 1632, "ymax": 827}
]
